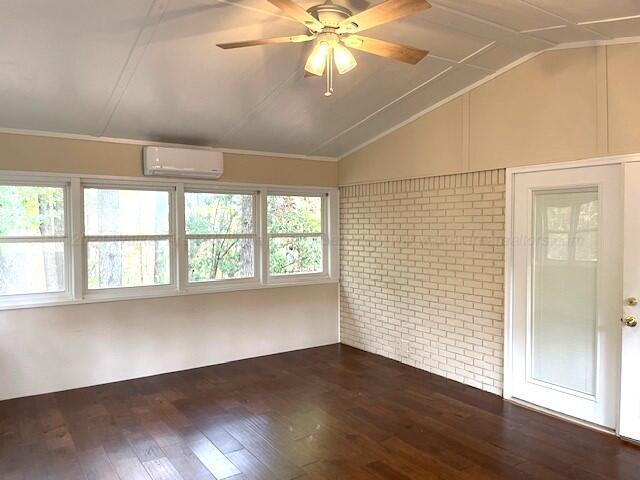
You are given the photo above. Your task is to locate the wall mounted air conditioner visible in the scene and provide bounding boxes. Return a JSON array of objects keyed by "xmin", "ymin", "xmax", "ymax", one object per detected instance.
[{"xmin": 143, "ymin": 146, "xmax": 224, "ymax": 179}]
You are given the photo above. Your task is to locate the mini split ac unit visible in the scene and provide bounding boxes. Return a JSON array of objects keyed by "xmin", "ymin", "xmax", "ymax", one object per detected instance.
[{"xmin": 143, "ymin": 146, "xmax": 224, "ymax": 179}]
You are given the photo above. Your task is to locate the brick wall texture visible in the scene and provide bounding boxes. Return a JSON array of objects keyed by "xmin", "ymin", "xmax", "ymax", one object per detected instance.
[{"xmin": 339, "ymin": 169, "xmax": 506, "ymax": 395}]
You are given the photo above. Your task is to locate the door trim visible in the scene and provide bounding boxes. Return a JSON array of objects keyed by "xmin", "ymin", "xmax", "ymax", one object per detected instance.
[{"xmin": 504, "ymin": 152, "xmax": 640, "ymax": 435}]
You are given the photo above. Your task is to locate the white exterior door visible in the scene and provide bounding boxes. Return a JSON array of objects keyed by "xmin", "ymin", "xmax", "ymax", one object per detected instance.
[
  {"xmin": 511, "ymin": 164, "xmax": 622, "ymax": 429},
  {"xmin": 620, "ymin": 162, "xmax": 640, "ymax": 441}
]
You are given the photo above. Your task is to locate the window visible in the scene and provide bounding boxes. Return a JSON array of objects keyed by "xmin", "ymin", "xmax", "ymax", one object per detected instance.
[
  {"xmin": 83, "ymin": 187, "xmax": 172, "ymax": 290},
  {"xmin": 185, "ymin": 191, "xmax": 256, "ymax": 283},
  {"xmin": 0, "ymin": 183, "xmax": 67, "ymax": 297},
  {"xmin": 0, "ymin": 172, "xmax": 337, "ymax": 310},
  {"xmin": 267, "ymin": 194, "xmax": 325, "ymax": 276}
]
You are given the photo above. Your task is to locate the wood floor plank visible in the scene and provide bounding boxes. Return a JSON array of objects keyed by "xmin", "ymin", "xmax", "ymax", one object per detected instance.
[
  {"xmin": 1, "ymin": 345, "xmax": 639, "ymax": 479},
  {"xmin": 183, "ymin": 429, "xmax": 241, "ymax": 479},
  {"xmin": 161, "ymin": 442, "xmax": 216, "ymax": 480},
  {"xmin": 225, "ymin": 448, "xmax": 279, "ymax": 480},
  {"xmin": 143, "ymin": 457, "xmax": 184, "ymax": 480}
]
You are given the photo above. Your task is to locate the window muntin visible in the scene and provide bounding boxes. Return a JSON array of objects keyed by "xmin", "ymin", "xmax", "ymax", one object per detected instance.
[
  {"xmin": 185, "ymin": 191, "xmax": 256, "ymax": 283},
  {"xmin": 83, "ymin": 186, "xmax": 173, "ymax": 291},
  {"xmin": 267, "ymin": 194, "xmax": 325, "ymax": 276},
  {"xmin": 0, "ymin": 184, "xmax": 67, "ymax": 296}
]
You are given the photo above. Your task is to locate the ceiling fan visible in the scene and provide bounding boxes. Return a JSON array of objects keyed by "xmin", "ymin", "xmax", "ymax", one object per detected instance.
[{"xmin": 217, "ymin": 0, "xmax": 431, "ymax": 96}]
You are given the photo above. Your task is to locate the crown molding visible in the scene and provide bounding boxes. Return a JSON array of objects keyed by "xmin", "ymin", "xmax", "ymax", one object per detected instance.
[{"xmin": 0, "ymin": 127, "xmax": 339, "ymax": 163}]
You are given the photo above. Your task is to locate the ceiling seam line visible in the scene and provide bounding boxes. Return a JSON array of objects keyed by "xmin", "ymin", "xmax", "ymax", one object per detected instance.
[
  {"xmin": 216, "ymin": 67, "xmax": 302, "ymax": 144},
  {"xmin": 427, "ymin": 1, "xmax": 557, "ymax": 47},
  {"xmin": 429, "ymin": 54, "xmax": 493, "ymax": 72},
  {"xmin": 515, "ymin": 0, "xmax": 611, "ymax": 40},
  {"xmin": 308, "ymin": 66, "xmax": 454, "ymax": 155},
  {"xmin": 457, "ymin": 41, "xmax": 497, "ymax": 64},
  {"xmin": 579, "ymin": 14, "xmax": 640, "ymax": 26},
  {"xmin": 97, "ymin": 0, "xmax": 169, "ymax": 137}
]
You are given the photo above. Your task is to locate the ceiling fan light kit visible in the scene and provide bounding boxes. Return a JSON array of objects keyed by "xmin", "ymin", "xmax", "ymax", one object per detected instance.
[{"xmin": 217, "ymin": 0, "xmax": 431, "ymax": 96}]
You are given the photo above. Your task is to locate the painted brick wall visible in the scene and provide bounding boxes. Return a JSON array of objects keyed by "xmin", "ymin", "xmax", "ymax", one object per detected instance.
[{"xmin": 339, "ymin": 169, "xmax": 506, "ymax": 395}]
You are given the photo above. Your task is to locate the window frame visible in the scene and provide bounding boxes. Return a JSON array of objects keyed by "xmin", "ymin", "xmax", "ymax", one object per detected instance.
[
  {"xmin": 183, "ymin": 187, "xmax": 260, "ymax": 289},
  {"xmin": 0, "ymin": 179, "xmax": 72, "ymax": 306},
  {"xmin": 81, "ymin": 183, "xmax": 177, "ymax": 299},
  {"xmin": 0, "ymin": 170, "xmax": 339, "ymax": 311},
  {"xmin": 265, "ymin": 191, "xmax": 329, "ymax": 283}
]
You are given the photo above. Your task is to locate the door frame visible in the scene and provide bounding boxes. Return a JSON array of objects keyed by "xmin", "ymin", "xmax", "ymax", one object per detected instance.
[{"xmin": 504, "ymin": 152, "xmax": 640, "ymax": 435}]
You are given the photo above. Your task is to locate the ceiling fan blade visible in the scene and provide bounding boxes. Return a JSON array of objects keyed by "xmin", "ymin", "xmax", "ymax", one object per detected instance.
[
  {"xmin": 344, "ymin": 35, "xmax": 427, "ymax": 64},
  {"xmin": 217, "ymin": 34, "xmax": 315, "ymax": 49},
  {"xmin": 338, "ymin": 0, "xmax": 431, "ymax": 33},
  {"xmin": 266, "ymin": 0, "xmax": 325, "ymax": 32}
]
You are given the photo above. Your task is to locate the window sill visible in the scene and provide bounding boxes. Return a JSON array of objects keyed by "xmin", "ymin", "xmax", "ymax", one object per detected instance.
[{"xmin": 0, "ymin": 276, "xmax": 338, "ymax": 312}]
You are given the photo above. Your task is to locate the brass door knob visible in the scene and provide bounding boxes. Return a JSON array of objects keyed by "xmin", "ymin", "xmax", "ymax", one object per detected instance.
[
  {"xmin": 622, "ymin": 315, "xmax": 638, "ymax": 327},
  {"xmin": 627, "ymin": 297, "xmax": 638, "ymax": 306}
]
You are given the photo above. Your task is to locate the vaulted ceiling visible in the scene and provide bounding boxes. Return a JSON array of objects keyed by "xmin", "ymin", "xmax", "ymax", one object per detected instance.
[{"xmin": 1, "ymin": 0, "xmax": 639, "ymax": 158}]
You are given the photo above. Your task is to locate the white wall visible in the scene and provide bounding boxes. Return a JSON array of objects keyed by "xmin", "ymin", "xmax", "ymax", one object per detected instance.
[{"xmin": 0, "ymin": 283, "xmax": 338, "ymax": 400}]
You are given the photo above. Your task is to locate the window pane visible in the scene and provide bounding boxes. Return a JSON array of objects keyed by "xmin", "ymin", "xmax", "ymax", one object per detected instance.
[
  {"xmin": 576, "ymin": 231, "xmax": 598, "ymax": 262},
  {"xmin": 547, "ymin": 232, "xmax": 569, "ymax": 260},
  {"xmin": 532, "ymin": 189, "xmax": 598, "ymax": 395},
  {"xmin": 87, "ymin": 240, "xmax": 170, "ymax": 289},
  {"xmin": 0, "ymin": 242, "xmax": 65, "ymax": 295},
  {"xmin": 269, "ymin": 236, "xmax": 322, "ymax": 275},
  {"xmin": 185, "ymin": 192, "xmax": 253, "ymax": 235},
  {"xmin": 267, "ymin": 195, "xmax": 322, "ymax": 234},
  {"xmin": 0, "ymin": 185, "xmax": 65, "ymax": 237},
  {"xmin": 188, "ymin": 238, "xmax": 254, "ymax": 282},
  {"xmin": 84, "ymin": 188, "xmax": 169, "ymax": 236}
]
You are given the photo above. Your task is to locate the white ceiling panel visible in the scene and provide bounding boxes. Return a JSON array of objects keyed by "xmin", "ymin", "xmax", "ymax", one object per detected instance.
[
  {"xmin": 0, "ymin": 0, "xmax": 156, "ymax": 134},
  {"xmin": 423, "ymin": 7, "xmax": 553, "ymax": 51},
  {"xmin": 362, "ymin": 15, "xmax": 496, "ymax": 63},
  {"xmin": 431, "ymin": 0, "xmax": 563, "ymax": 32},
  {"xmin": 526, "ymin": 0, "xmax": 640, "ymax": 24},
  {"xmin": 104, "ymin": 0, "xmax": 310, "ymax": 144},
  {"xmin": 223, "ymin": 55, "xmax": 451, "ymax": 153},
  {"xmin": 0, "ymin": 0, "xmax": 636, "ymax": 157}
]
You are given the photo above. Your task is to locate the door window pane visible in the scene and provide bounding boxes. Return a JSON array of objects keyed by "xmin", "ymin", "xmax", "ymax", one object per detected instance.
[
  {"xmin": 185, "ymin": 192, "xmax": 253, "ymax": 235},
  {"xmin": 531, "ymin": 189, "xmax": 598, "ymax": 395},
  {"xmin": 269, "ymin": 236, "xmax": 322, "ymax": 275},
  {"xmin": 0, "ymin": 242, "xmax": 65, "ymax": 295},
  {"xmin": 0, "ymin": 185, "xmax": 65, "ymax": 236},
  {"xmin": 188, "ymin": 238, "xmax": 254, "ymax": 282},
  {"xmin": 84, "ymin": 188, "xmax": 169, "ymax": 236},
  {"xmin": 267, "ymin": 195, "xmax": 322, "ymax": 234},
  {"xmin": 87, "ymin": 240, "xmax": 170, "ymax": 289}
]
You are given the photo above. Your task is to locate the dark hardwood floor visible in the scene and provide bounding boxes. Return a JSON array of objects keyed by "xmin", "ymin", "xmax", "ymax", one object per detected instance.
[{"xmin": 1, "ymin": 344, "xmax": 638, "ymax": 480}]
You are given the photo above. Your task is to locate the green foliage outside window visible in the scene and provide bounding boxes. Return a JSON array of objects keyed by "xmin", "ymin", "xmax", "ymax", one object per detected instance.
[
  {"xmin": 0, "ymin": 185, "xmax": 64, "ymax": 237},
  {"xmin": 0, "ymin": 185, "xmax": 65, "ymax": 294},
  {"xmin": 268, "ymin": 195, "xmax": 323, "ymax": 275},
  {"xmin": 186, "ymin": 193, "xmax": 254, "ymax": 281}
]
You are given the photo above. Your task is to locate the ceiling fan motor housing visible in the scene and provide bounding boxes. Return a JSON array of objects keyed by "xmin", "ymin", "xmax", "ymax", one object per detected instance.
[{"xmin": 307, "ymin": 3, "xmax": 355, "ymax": 29}]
